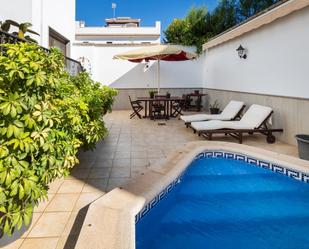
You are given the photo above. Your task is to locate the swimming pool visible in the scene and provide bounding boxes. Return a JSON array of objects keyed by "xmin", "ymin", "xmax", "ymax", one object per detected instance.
[{"xmin": 136, "ymin": 156, "xmax": 309, "ymax": 249}]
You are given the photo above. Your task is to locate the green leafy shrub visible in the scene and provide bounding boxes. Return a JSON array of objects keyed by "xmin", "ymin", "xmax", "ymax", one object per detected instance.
[{"xmin": 0, "ymin": 42, "xmax": 117, "ymax": 236}]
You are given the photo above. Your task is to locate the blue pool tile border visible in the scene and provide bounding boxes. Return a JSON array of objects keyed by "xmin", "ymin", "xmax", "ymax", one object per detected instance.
[
  {"xmin": 135, "ymin": 150, "xmax": 309, "ymax": 223},
  {"xmin": 196, "ymin": 151, "xmax": 309, "ymax": 183},
  {"xmin": 135, "ymin": 174, "xmax": 183, "ymax": 223}
]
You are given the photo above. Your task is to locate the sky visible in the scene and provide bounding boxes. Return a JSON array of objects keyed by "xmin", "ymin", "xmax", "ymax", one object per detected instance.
[{"xmin": 76, "ymin": 0, "xmax": 219, "ymax": 32}]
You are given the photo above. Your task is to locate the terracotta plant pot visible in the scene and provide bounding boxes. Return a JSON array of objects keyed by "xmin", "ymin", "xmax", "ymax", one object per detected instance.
[{"xmin": 210, "ymin": 108, "xmax": 220, "ymax": 114}]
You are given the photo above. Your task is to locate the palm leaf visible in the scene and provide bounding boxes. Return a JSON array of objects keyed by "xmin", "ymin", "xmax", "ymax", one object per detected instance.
[
  {"xmin": 5, "ymin": 20, "xmax": 20, "ymax": 28},
  {"xmin": 27, "ymin": 29, "xmax": 40, "ymax": 36}
]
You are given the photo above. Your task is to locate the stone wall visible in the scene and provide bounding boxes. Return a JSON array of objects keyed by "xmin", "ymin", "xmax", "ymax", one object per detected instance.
[{"xmin": 204, "ymin": 88, "xmax": 309, "ymax": 145}]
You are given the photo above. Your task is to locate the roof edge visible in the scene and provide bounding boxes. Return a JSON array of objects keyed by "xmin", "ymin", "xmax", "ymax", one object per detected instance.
[{"xmin": 203, "ymin": 0, "xmax": 309, "ymax": 51}]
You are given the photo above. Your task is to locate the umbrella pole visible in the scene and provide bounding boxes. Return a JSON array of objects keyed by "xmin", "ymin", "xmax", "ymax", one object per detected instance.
[{"xmin": 157, "ymin": 59, "xmax": 160, "ymax": 93}]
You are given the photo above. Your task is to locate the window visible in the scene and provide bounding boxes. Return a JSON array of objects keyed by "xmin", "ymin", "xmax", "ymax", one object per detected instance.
[{"xmin": 49, "ymin": 28, "xmax": 69, "ymax": 56}]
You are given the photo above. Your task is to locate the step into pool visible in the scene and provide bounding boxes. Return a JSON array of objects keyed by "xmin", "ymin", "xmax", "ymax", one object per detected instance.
[{"xmin": 136, "ymin": 157, "xmax": 309, "ymax": 249}]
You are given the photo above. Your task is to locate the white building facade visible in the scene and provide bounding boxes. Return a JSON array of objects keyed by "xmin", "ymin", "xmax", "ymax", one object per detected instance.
[
  {"xmin": 0, "ymin": 0, "xmax": 75, "ymax": 56},
  {"xmin": 72, "ymin": 18, "xmax": 162, "ymax": 85}
]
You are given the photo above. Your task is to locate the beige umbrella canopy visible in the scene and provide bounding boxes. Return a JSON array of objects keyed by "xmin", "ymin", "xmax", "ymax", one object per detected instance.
[{"xmin": 113, "ymin": 44, "xmax": 197, "ymax": 92}]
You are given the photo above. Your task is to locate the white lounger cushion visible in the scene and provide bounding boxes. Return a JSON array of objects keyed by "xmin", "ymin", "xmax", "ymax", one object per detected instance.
[
  {"xmin": 180, "ymin": 100, "xmax": 245, "ymax": 123},
  {"xmin": 191, "ymin": 104, "xmax": 273, "ymax": 131}
]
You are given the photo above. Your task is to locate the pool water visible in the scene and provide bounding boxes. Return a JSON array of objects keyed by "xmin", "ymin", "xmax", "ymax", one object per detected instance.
[{"xmin": 136, "ymin": 157, "xmax": 309, "ymax": 249}]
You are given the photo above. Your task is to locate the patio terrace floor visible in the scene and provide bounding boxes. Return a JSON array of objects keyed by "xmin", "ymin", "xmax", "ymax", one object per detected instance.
[{"xmin": 4, "ymin": 110, "xmax": 298, "ymax": 249}]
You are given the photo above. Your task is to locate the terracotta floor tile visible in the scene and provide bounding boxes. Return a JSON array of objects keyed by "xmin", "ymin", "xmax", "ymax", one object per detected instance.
[
  {"xmin": 92, "ymin": 159, "xmax": 113, "ymax": 168},
  {"xmin": 96, "ymin": 152, "xmax": 115, "ymax": 160},
  {"xmin": 82, "ymin": 178, "xmax": 108, "ymax": 193},
  {"xmin": 20, "ymin": 238, "xmax": 59, "ymax": 249},
  {"xmin": 131, "ymin": 158, "xmax": 150, "ymax": 167},
  {"xmin": 33, "ymin": 193, "xmax": 55, "ymax": 213},
  {"xmin": 46, "ymin": 194, "xmax": 79, "ymax": 212},
  {"xmin": 73, "ymin": 192, "xmax": 105, "ymax": 212},
  {"xmin": 57, "ymin": 180, "xmax": 85, "ymax": 193},
  {"xmin": 110, "ymin": 167, "xmax": 130, "ymax": 178},
  {"xmin": 112, "ymin": 158, "xmax": 131, "ymax": 167},
  {"xmin": 131, "ymin": 151, "xmax": 148, "ymax": 159},
  {"xmin": 114, "ymin": 152, "xmax": 131, "ymax": 159},
  {"xmin": 88, "ymin": 167, "xmax": 111, "ymax": 179},
  {"xmin": 106, "ymin": 177, "xmax": 131, "ymax": 191},
  {"xmin": 48, "ymin": 178, "xmax": 64, "ymax": 194},
  {"xmin": 116, "ymin": 147, "xmax": 131, "ymax": 153},
  {"xmin": 67, "ymin": 168, "xmax": 90, "ymax": 180},
  {"xmin": 28, "ymin": 212, "xmax": 71, "ymax": 238},
  {"xmin": 21, "ymin": 212, "xmax": 43, "ymax": 238}
]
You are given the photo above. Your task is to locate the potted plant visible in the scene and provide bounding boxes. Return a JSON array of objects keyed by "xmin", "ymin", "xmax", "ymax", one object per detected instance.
[
  {"xmin": 209, "ymin": 100, "xmax": 220, "ymax": 114},
  {"xmin": 149, "ymin": 89, "xmax": 157, "ymax": 98},
  {"xmin": 166, "ymin": 92, "xmax": 171, "ymax": 98}
]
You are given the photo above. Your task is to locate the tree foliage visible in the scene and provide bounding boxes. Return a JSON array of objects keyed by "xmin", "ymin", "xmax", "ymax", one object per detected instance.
[
  {"xmin": 238, "ymin": 0, "xmax": 279, "ymax": 20},
  {"xmin": 0, "ymin": 42, "xmax": 117, "ymax": 236},
  {"xmin": 164, "ymin": 7, "xmax": 208, "ymax": 54},
  {"xmin": 164, "ymin": 0, "xmax": 280, "ymax": 53}
]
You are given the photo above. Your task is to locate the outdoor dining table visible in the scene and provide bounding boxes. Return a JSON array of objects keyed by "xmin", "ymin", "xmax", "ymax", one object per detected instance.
[{"xmin": 137, "ymin": 96, "xmax": 185, "ymax": 119}]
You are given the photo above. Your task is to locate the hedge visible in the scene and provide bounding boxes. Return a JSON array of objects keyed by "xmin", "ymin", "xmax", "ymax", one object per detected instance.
[{"xmin": 0, "ymin": 42, "xmax": 117, "ymax": 236}]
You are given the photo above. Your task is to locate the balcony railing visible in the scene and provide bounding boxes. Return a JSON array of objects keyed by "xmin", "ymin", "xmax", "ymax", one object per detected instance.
[{"xmin": 0, "ymin": 30, "xmax": 83, "ymax": 76}]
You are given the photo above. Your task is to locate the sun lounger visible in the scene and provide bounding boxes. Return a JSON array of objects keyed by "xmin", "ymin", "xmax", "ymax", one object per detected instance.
[
  {"xmin": 180, "ymin": 100, "xmax": 245, "ymax": 126},
  {"xmin": 190, "ymin": 104, "xmax": 283, "ymax": 144}
]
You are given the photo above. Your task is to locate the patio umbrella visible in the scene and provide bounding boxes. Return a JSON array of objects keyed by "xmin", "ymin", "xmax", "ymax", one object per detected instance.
[{"xmin": 113, "ymin": 44, "xmax": 197, "ymax": 93}]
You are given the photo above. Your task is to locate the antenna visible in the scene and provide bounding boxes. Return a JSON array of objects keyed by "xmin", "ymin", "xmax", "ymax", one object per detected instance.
[{"xmin": 112, "ymin": 3, "xmax": 117, "ymax": 18}]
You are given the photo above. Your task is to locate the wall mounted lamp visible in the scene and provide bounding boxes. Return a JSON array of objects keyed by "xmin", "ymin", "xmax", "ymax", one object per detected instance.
[{"xmin": 236, "ymin": 45, "xmax": 247, "ymax": 59}]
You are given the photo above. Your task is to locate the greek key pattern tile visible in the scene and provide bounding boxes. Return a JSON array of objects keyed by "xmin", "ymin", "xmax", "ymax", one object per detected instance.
[
  {"xmin": 196, "ymin": 151, "xmax": 309, "ymax": 183},
  {"xmin": 135, "ymin": 175, "xmax": 182, "ymax": 223}
]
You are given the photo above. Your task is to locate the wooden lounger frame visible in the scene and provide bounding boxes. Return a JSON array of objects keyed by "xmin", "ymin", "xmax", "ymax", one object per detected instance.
[
  {"xmin": 194, "ymin": 111, "xmax": 283, "ymax": 144},
  {"xmin": 185, "ymin": 104, "xmax": 246, "ymax": 128}
]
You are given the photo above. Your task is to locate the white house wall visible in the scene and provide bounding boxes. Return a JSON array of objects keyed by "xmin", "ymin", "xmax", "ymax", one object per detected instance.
[
  {"xmin": 203, "ymin": 6, "xmax": 309, "ymax": 99},
  {"xmin": 0, "ymin": 0, "xmax": 75, "ymax": 52},
  {"xmin": 0, "ymin": 0, "xmax": 33, "ymax": 31},
  {"xmin": 34, "ymin": 0, "xmax": 75, "ymax": 51},
  {"xmin": 72, "ymin": 44, "xmax": 203, "ymax": 89}
]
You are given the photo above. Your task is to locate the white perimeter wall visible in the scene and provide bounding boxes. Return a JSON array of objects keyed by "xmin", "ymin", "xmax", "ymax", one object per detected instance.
[
  {"xmin": 203, "ymin": 6, "xmax": 309, "ymax": 99},
  {"xmin": 72, "ymin": 45, "xmax": 203, "ymax": 88}
]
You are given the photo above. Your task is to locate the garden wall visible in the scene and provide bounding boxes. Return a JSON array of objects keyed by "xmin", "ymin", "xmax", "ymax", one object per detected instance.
[{"xmin": 202, "ymin": 3, "xmax": 309, "ymax": 145}]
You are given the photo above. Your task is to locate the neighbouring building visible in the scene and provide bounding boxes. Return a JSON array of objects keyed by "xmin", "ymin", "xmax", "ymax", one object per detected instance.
[
  {"xmin": 0, "ymin": 0, "xmax": 75, "ymax": 57},
  {"xmin": 75, "ymin": 17, "xmax": 160, "ymax": 44},
  {"xmin": 72, "ymin": 17, "xmax": 162, "ymax": 85}
]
